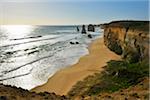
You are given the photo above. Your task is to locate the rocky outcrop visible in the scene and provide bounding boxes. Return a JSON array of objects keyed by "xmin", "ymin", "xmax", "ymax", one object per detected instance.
[
  {"xmin": 88, "ymin": 24, "xmax": 95, "ymax": 32},
  {"xmin": 102, "ymin": 21, "xmax": 149, "ymax": 63},
  {"xmin": 0, "ymin": 84, "xmax": 69, "ymax": 100}
]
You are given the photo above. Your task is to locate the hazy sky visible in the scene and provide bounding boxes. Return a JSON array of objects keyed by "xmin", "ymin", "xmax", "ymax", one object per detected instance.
[{"xmin": 0, "ymin": 0, "xmax": 149, "ymax": 25}]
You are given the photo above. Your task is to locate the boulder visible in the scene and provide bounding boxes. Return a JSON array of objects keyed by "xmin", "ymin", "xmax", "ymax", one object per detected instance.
[
  {"xmin": 76, "ymin": 42, "xmax": 79, "ymax": 44},
  {"xmin": 70, "ymin": 42, "xmax": 75, "ymax": 44},
  {"xmin": 88, "ymin": 34, "xmax": 92, "ymax": 38}
]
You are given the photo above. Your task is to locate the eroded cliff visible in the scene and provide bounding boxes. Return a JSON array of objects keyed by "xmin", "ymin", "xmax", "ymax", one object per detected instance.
[{"xmin": 103, "ymin": 21, "xmax": 149, "ymax": 63}]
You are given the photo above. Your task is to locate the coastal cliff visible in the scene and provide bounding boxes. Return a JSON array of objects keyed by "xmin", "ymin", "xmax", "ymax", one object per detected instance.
[
  {"xmin": 103, "ymin": 21, "xmax": 149, "ymax": 63},
  {"xmin": 67, "ymin": 21, "xmax": 149, "ymax": 99}
]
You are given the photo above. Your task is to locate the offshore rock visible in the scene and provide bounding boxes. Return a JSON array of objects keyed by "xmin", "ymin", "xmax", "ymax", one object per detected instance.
[
  {"xmin": 88, "ymin": 24, "xmax": 95, "ymax": 32},
  {"xmin": 81, "ymin": 25, "xmax": 87, "ymax": 34}
]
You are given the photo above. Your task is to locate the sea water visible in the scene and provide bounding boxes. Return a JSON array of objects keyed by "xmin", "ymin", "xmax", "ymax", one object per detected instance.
[{"xmin": 0, "ymin": 25, "xmax": 103, "ymax": 90}]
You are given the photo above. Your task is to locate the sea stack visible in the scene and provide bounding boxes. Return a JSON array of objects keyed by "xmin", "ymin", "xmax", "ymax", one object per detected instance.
[
  {"xmin": 76, "ymin": 26, "xmax": 79, "ymax": 32},
  {"xmin": 88, "ymin": 24, "xmax": 95, "ymax": 32},
  {"xmin": 81, "ymin": 25, "xmax": 86, "ymax": 34}
]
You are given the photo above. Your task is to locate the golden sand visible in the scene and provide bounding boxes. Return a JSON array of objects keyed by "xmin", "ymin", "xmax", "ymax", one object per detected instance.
[{"xmin": 32, "ymin": 38, "xmax": 120, "ymax": 95}]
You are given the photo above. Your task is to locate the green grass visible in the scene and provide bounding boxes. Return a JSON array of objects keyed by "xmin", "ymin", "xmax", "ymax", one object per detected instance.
[{"xmin": 68, "ymin": 59, "xmax": 149, "ymax": 97}]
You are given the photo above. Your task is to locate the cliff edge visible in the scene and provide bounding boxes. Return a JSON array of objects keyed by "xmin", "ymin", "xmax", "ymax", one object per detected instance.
[{"xmin": 103, "ymin": 21, "xmax": 149, "ymax": 63}]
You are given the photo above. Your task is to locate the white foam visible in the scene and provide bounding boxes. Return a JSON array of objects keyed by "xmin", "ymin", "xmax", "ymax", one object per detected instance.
[{"xmin": 0, "ymin": 30, "xmax": 103, "ymax": 90}]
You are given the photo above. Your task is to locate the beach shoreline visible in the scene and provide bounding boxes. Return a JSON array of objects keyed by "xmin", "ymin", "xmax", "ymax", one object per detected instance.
[{"xmin": 31, "ymin": 37, "xmax": 121, "ymax": 95}]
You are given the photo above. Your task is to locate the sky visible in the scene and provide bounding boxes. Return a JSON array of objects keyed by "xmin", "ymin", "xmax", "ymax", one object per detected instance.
[{"xmin": 0, "ymin": 0, "xmax": 149, "ymax": 25}]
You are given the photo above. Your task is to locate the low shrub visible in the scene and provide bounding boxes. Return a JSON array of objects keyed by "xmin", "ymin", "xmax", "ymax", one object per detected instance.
[{"xmin": 68, "ymin": 60, "xmax": 149, "ymax": 96}]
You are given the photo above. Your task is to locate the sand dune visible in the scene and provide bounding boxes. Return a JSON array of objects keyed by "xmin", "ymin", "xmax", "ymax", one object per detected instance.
[{"xmin": 31, "ymin": 38, "xmax": 121, "ymax": 95}]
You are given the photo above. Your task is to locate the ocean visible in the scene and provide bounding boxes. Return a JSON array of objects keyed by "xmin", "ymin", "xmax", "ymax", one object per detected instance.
[{"xmin": 0, "ymin": 25, "xmax": 103, "ymax": 90}]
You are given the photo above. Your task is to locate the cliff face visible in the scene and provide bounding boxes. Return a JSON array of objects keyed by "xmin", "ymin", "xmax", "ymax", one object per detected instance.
[{"xmin": 103, "ymin": 21, "xmax": 149, "ymax": 63}]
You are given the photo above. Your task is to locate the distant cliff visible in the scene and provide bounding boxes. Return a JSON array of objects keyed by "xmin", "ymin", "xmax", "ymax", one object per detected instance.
[{"xmin": 102, "ymin": 21, "xmax": 149, "ymax": 63}]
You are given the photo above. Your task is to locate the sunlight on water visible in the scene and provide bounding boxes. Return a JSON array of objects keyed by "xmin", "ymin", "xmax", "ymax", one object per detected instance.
[
  {"xmin": 1, "ymin": 25, "xmax": 33, "ymax": 39},
  {"xmin": 0, "ymin": 25, "xmax": 102, "ymax": 90}
]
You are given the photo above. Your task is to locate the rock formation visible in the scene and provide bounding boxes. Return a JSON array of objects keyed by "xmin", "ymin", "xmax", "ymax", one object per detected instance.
[
  {"xmin": 88, "ymin": 24, "xmax": 95, "ymax": 32},
  {"xmin": 102, "ymin": 21, "xmax": 149, "ymax": 63},
  {"xmin": 81, "ymin": 25, "xmax": 86, "ymax": 34},
  {"xmin": 88, "ymin": 34, "xmax": 92, "ymax": 38},
  {"xmin": 76, "ymin": 26, "xmax": 79, "ymax": 32}
]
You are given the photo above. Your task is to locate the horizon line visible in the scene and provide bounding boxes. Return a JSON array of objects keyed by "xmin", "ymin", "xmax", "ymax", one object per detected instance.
[{"xmin": 0, "ymin": 19, "xmax": 149, "ymax": 26}]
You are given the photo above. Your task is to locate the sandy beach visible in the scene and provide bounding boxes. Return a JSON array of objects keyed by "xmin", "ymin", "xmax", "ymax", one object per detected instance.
[{"xmin": 31, "ymin": 37, "xmax": 121, "ymax": 95}]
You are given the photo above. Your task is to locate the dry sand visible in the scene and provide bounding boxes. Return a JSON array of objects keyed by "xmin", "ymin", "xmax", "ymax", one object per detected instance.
[{"xmin": 31, "ymin": 38, "xmax": 121, "ymax": 95}]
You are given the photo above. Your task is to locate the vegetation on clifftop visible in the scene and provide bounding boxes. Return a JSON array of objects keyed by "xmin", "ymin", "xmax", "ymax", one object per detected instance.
[
  {"xmin": 68, "ymin": 60, "xmax": 149, "ymax": 98},
  {"xmin": 102, "ymin": 20, "xmax": 149, "ymax": 32}
]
